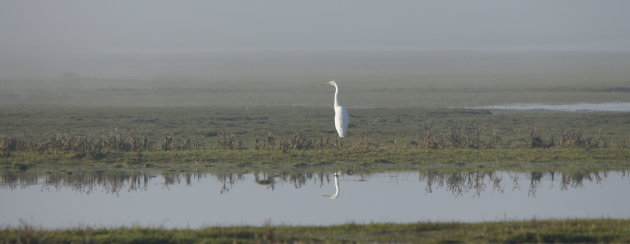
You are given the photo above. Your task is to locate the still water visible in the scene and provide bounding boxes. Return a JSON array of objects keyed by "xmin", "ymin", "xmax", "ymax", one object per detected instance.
[
  {"xmin": 1, "ymin": 170, "xmax": 629, "ymax": 228},
  {"xmin": 470, "ymin": 102, "xmax": 630, "ymax": 112}
]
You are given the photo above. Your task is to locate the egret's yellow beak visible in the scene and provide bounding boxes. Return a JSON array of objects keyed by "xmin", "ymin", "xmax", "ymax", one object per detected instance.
[{"xmin": 322, "ymin": 81, "xmax": 332, "ymax": 86}]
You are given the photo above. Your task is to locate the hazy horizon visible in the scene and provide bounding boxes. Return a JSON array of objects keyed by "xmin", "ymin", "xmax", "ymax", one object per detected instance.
[
  {"xmin": 1, "ymin": 1, "xmax": 630, "ymax": 107},
  {"xmin": 3, "ymin": 1, "xmax": 630, "ymax": 79}
]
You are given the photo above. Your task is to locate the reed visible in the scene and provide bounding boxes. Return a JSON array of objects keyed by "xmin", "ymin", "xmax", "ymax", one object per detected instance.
[
  {"xmin": 2, "ymin": 219, "xmax": 630, "ymax": 243},
  {"xmin": 1, "ymin": 125, "xmax": 625, "ymax": 157}
]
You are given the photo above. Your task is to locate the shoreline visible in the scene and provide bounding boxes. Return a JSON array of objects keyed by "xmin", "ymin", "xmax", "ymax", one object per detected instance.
[{"xmin": 2, "ymin": 219, "xmax": 629, "ymax": 243}]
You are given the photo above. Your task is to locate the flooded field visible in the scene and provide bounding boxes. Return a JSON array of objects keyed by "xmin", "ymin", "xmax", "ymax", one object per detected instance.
[{"xmin": 1, "ymin": 169, "xmax": 628, "ymax": 228}]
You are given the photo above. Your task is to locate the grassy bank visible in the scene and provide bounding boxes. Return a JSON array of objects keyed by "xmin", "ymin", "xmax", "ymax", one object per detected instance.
[
  {"xmin": 2, "ymin": 106, "xmax": 629, "ymax": 168},
  {"xmin": 2, "ymin": 107, "xmax": 629, "ymax": 149},
  {"xmin": 2, "ymin": 219, "xmax": 630, "ymax": 243},
  {"xmin": 3, "ymin": 148, "xmax": 630, "ymax": 172}
]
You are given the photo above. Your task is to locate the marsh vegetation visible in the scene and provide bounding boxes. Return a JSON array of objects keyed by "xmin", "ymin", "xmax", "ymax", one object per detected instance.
[
  {"xmin": 3, "ymin": 219, "xmax": 630, "ymax": 244},
  {"xmin": 1, "ymin": 106, "xmax": 629, "ymax": 167}
]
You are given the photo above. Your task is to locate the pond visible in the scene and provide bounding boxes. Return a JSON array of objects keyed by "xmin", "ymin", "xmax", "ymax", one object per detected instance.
[
  {"xmin": 1, "ymin": 169, "xmax": 628, "ymax": 228},
  {"xmin": 466, "ymin": 102, "xmax": 630, "ymax": 112}
]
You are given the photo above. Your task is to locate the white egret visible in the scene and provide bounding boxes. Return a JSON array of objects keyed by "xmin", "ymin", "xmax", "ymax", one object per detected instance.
[
  {"xmin": 323, "ymin": 81, "xmax": 349, "ymax": 138},
  {"xmin": 322, "ymin": 172, "xmax": 341, "ymax": 199}
]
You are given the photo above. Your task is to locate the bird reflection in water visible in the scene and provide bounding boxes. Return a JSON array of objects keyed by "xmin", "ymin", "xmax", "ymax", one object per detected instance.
[{"xmin": 322, "ymin": 172, "xmax": 341, "ymax": 199}]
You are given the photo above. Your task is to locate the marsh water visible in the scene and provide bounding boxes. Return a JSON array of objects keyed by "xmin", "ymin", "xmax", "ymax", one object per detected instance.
[
  {"xmin": 470, "ymin": 102, "xmax": 630, "ymax": 112},
  {"xmin": 1, "ymin": 169, "xmax": 629, "ymax": 228}
]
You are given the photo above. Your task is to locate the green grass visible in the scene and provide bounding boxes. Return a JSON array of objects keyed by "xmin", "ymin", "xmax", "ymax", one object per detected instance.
[
  {"xmin": 2, "ymin": 106, "xmax": 629, "ymax": 142},
  {"xmin": 3, "ymin": 148, "xmax": 630, "ymax": 171},
  {"xmin": 2, "ymin": 106, "xmax": 629, "ymax": 170},
  {"xmin": 2, "ymin": 219, "xmax": 630, "ymax": 243}
]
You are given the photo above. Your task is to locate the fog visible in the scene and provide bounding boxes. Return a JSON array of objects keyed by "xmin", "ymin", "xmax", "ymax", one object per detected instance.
[{"xmin": 1, "ymin": 1, "xmax": 630, "ymax": 107}]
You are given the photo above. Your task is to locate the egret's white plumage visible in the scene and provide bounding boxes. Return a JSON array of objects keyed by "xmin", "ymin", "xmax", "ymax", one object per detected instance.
[{"xmin": 323, "ymin": 81, "xmax": 349, "ymax": 138}]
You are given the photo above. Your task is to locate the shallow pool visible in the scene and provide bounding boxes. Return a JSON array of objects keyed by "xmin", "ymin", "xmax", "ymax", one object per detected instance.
[
  {"xmin": 1, "ymin": 170, "xmax": 628, "ymax": 228},
  {"xmin": 468, "ymin": 102, "xmax": 630, "ymax": 112}
]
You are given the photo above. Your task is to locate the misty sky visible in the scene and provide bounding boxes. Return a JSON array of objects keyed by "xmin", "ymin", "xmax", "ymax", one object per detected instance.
[
  {"xmin": 2, "ymin": 0, "xmax": 630, "ymax": 55},
  {"xmin": 2, "ymin": 1, "xmax": 630, "ymax": 81}
]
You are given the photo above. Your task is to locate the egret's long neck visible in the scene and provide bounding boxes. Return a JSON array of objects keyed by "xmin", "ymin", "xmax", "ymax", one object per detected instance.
[
  {"xmin": 333, "ymin": 84, "xmax": 341, "ymax": 108},
  {"xmin": 333, "ymin": 175, "xmax": 340, "ymax": 195}
]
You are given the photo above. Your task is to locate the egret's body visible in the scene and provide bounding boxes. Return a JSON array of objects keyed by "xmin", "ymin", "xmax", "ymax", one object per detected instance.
[{"xmin": 324, "ymin": 81, "xmax": 349, "ymax": 138}]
